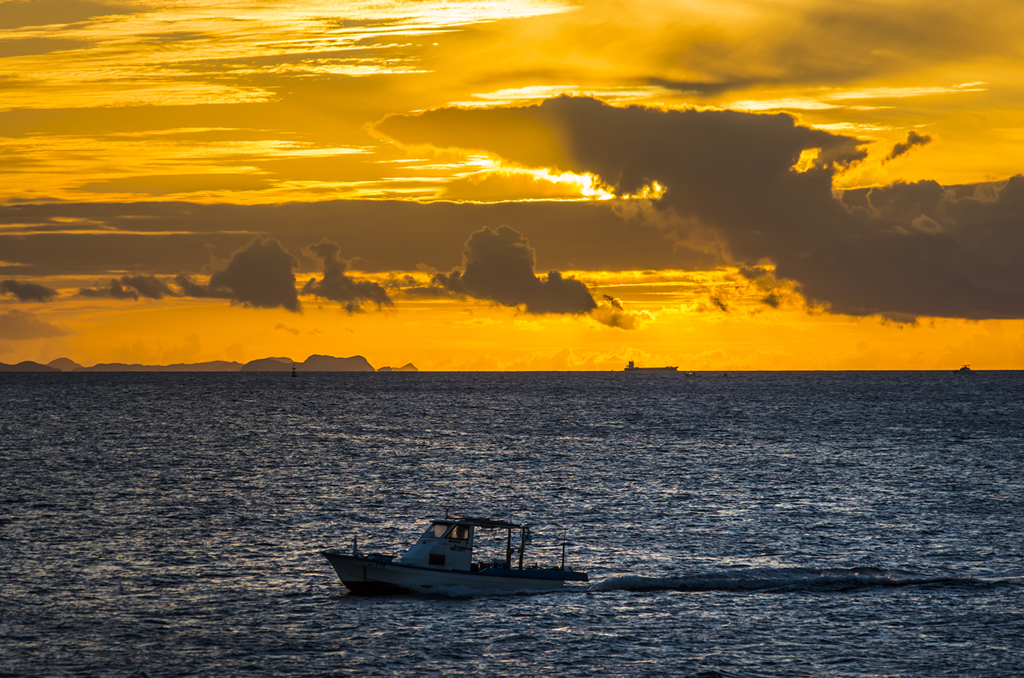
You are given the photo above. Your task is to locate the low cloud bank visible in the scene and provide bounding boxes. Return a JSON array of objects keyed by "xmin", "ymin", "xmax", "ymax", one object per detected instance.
[
  {"xmin": 80, "ymin": 275, "xmax": 172, "ymax": 301},
  {"xmin": 174, "ymin": 237, "xmax": 394, "ymax": 313}
]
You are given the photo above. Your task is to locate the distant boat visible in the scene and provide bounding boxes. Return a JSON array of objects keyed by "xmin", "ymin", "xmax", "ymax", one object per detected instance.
[
  {"xmin": 624, "ymin": 360, "xmax": 678, "ymax": 372},
  {"xmin": 959, "ymin": 364, "xmax": 971, "ymax": 372}
]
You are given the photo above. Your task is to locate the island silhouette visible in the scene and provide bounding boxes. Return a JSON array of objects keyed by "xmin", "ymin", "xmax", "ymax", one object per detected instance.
[{"xmin": 0, "ymin": 355, "xmax": 418, "ymax": 372}]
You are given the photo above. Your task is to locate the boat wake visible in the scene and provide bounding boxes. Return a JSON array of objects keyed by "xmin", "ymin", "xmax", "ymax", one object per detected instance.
[
  {"xmin": 341, "ymin": 567, "xmax": 1022, "ymax": 598},
  {"xmin": 590, "ymin": 566, "xmax": 999, "ymax": 594},
  {"xmin": 342, "ymin": 569, "xmax": 1024, "ymax": 602}
]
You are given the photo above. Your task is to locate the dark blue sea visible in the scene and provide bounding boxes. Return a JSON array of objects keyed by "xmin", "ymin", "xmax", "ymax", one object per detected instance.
[{"xmin": 2, "ymin": 371, "xmax": 1023, "ymax": 677}]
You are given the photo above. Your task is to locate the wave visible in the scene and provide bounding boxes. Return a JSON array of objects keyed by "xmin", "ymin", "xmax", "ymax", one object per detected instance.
[
  {"xmin": 415, "ymin": 584, "xmax": 563, "ymax": 598},
  {"xmin": 366, "ymin": 568, "xmax": 1022, "ymax": 598},
  {"xmin": 590, "ymin": 566, "xmax": 997, "ymax": 594}
]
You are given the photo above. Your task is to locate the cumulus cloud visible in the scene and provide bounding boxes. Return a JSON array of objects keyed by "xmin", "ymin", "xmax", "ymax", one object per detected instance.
[
  {"xmin": 433, "ymin": 226, "xmax": 596, "ymax": 315},
  {"xmin": 378, "ymin": 96, "xmax": 1024, "ymax": 320},
  {"xmin": 885, "ymin": 130, "xmax": 933, "ymax": 162},
  {"xmin": 2, "ymin": 279, "xmax": 58, "ymax": 302},
  {"xmin": 302, "ymin": 239, "xmax": 392, "ymax": 312},
  {"xmin": 0, "ymin": 309, "xmax": 69, "ymax": 340},
  {"xmin": 79, "ymin": 274, "xmax": 172, "ymax": 300},
  {"xmin": 180, "ymin": 237, "xmax": 301, "ymax": 312}
]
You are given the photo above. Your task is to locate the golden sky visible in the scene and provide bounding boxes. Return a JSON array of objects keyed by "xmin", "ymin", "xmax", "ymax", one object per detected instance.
[{"xmin": 2, "ymin": 0, "xmax": 1024, "ymax": 369}]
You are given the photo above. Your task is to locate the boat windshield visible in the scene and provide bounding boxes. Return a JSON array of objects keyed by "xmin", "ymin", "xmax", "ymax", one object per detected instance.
[
  {"xmin": 447, "ymin": 525, "xmax": 470, "ymax": 541},
  {"xmin": 429, "ymin": 522, "xmax": 449, "ymax": 538}
]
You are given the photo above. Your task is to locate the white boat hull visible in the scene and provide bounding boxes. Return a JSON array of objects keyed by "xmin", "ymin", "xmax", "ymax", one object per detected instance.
[{"xmin": 322, "ymin": 551, "xmax": 587, "ymax": 594}]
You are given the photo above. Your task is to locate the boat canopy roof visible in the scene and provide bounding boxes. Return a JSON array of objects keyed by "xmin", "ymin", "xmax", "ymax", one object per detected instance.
[{"xmin": 442, "ymin": 515, "xmax": 523, "ymax": 530}]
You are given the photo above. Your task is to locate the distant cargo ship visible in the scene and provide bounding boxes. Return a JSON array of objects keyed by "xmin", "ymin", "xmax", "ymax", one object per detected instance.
[{"xmin": 624, "ymin": 361, "xmax": 678, "ymax": 371}]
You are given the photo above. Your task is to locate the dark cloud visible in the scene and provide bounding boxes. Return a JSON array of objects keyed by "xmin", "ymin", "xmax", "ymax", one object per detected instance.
[
  {"xmin": 885, "ymin": 131, "xmax": 933, "ymax": 163},
  {"xmin": 376, "ymin": 95, "xmax": 866, "ymax": 201},
  {"xmin": 80, "ymin": 279, "xmax": 139, "ymax": 300},
  {"xmin": 77, "ymin": 173, "xmax": 274, "ymax": 196},
  {"xmin": 121, "ymin": 275, "xmax": 173, "ymax": 299},
  {"xmin": 379, "ymin": 96, "xmax": 1024, "ymax": 320},
  {"xmin": 2, "ymin": 279, "xmax": 58, "ymax": 302},
  {"xmin": 400, "ymin": 283, "xmax": 459, "ymax": 300},
  {"xmin": 643, "ymin": 2, "xmax": 1022, "ymax": 94},
  {"xmin": 79, "ymin": 274, "xmax": 172, "ymax": 300},
  {"xmin": 0, "ymin": 310, "xmax": 69, "ymax": 340},
  {"xmin": 0, "ymin": 0, "xmax": 140, "ymax": 29},
  {"xmin": 302, "ymin": 239, "xmax": 392, "ymax": 312},
  {"xmin": 433, "ymin": 226, "xmax": 596, "ymax": 315},
  {"xmin": 174, "ymin": 274, "xmax": 230, "ymax": 299},
  {"xmin": 761, "ymin": 293, "xmax": 780, "ymax": 308},
  {"xmin": 199, "ymin": 237, "xmax": 302, "ymax": 312},
  {"xmin": 382, "ymin": 274, "xmax": 421, "ymax": 291},
  {"xmin": 648, "ymin": 77, "xmax": 768, "ymax": 97},
  {"xmin": 0, "ymin": 38, "xmax": 86, "ymax": 58},
  {"xmin": 738, "ymin": 266, "xmax": 772, "ymax": 280},
  {"xmin": 0, "ymin": 199, "xmax": 699, "ymax": 277},
  {"xmin": 863, "ymin": 180, "xmax": 944, "ymax": 224}
]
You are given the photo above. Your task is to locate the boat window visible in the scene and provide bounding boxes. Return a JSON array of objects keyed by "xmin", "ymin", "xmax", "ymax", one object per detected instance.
[
  {"xmin": 447, "ymin": 525, "xmax": 470, "ymax": 541},
  {"xmin": 430, "ymin": 523, "xmax": 448, "ymax": 538}
]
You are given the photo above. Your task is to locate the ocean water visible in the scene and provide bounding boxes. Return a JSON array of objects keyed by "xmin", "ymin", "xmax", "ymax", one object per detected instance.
[{"xmin": 1, "ymin": 371, "xmax": 1022, "ymax": 677}]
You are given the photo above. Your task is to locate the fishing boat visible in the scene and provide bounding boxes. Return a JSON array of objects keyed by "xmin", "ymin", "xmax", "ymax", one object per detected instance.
[{"xmin": 322, "ymin": 515, "xmax": 588, "ymax": 594}]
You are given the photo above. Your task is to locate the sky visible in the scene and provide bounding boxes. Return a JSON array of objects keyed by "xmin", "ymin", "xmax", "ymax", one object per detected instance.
[{"xmin": 2, "ymin": 0, "xmax": 1024, "ymax": 370}]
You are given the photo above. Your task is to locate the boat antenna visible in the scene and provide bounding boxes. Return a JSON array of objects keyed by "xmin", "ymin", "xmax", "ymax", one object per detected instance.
[
  {"xmin": 505, "ymin": 496, "xmax": 513, "ymax": 568},
  {"xmin": 561, "ymin": 529, "xmax": 567, "ymax": 570},
  {"xmin": 445, "ymin": 506, "xmax": 450, "ymax": 519}
]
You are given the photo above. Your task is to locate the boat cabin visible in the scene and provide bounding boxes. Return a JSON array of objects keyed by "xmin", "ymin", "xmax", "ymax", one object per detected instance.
[
  {"xmin": 398, "ymin": 521, "xmax": 474, "ymax": 570},
  {"xmin": 397, "ymin": 516, "xmax": 523, "ymax": 572}
]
